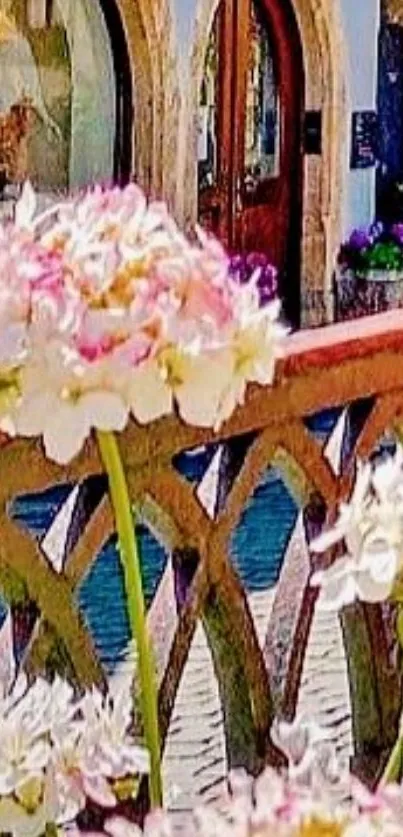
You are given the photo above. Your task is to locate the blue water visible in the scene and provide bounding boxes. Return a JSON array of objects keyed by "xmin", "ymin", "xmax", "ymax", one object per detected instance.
[{"xmin": 1, "ymin": 409, "xmax": 341, "ymax": 673}]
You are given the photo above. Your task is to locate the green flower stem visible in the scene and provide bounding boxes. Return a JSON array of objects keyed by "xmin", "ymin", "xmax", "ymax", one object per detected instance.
[
  {"xmin": 381, "ymin": 735, "xmax": 403, "ymax": 785},
  {"xmin": 96, "ymin": 430, "xmax": 163, "ymax": 808}
]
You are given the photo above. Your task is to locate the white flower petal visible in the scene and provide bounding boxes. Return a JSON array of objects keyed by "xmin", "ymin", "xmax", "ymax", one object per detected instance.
[
  {"xmin": 359, "ymin": 541, "xmax": 398, "ymax": 585},
  {"xmin": 15, "ymin": 181, "xmax": 37, "ymax": 229},
  {"xmin": 43, "ymin": 402, "xmax": 89, "ymax": 464},
  {"xmin": 315, "ymin": 571, "xmax": 357, "ymax": 612},
  {"xmin": 129, "ymin": 361, "xmax": 173, "ymax": 424},
  {"xmin": 176, "ymin": 352, "xmax": 233, "ymax": 428},
  {"xmin": 355, "ymin": 570, "xmax": 393, "ymax": 603},
  {"xmin": 81, "ymin": 391, "xmax": 129, "ymax": 433},
  {"xmin": 15, "ymin": 392, "xmax": 58, "ymax": 437},
  {"xmin": 247, "ymin": 322, "xmax": 279, "ymax": 386},
  {"xmin": 310, "ymin": 523, "xmax": 347, "ymax": 554}
]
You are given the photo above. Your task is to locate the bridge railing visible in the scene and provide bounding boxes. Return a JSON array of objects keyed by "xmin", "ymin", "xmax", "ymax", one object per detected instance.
[{"xmin": 2, "ymin": 309, "xmax": 403, "ymax": 787}]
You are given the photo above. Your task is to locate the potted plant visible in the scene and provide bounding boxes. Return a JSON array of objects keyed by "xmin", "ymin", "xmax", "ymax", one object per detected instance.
[{"xmin": 335, "ymin": 222, "xmax": 403, "ymax": 320}]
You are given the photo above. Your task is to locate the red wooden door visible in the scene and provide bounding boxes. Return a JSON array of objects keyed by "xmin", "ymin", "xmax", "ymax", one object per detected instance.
[{"xmin": 198, "ymin": 0, "xmax": 304, "ymax": 325}]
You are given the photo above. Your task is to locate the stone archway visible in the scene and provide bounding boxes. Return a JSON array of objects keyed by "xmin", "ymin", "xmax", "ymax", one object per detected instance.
[
  {"xmin": 112, "ymin": 0, "xmax": 155, "ymax": 191},
  {"xmin": 179, "ymin": 0, "xmax": 348, "ymax": 328},
  {"xmin": 113, "ymin": 0, "xmax": 181, "ymax": 206}
]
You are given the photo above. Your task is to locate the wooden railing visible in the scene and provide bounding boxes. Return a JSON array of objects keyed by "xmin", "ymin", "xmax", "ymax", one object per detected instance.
[{"xmin": 3, "ymin": 309, "xmax": 403, "ymax": 793}]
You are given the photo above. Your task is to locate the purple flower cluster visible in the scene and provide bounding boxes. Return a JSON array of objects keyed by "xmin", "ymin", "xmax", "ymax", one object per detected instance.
[
  {"xmin": 391, "ymin": 223, "xmax": 403, "ymax": 246},
  {"xmin": 337, "ymin": 221, "xmax": 403, "ymax": 274},
  {"xmin": 229, "ymin": 252, "xmax": 278, "ymax": 306},
  {"xmin": 347, "ymin": 221, "xmax": 384, "ymax": 252}
]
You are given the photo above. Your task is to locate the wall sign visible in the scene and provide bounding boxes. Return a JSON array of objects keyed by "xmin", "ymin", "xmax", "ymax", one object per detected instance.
[
  {"xmin": 350, "ymin": 111, "xmax": 379, "ymax": 169},
  {"xmin": 304, "ymin": 111, "xmax": 322, "ymax": 155}
]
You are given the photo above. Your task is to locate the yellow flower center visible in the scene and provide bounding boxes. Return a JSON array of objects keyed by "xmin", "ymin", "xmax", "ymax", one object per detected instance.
[
  {"xmin": 14, "ymin": 776, "xmax": 44, "ymax": 815},
  {"xmin": 87, "ymin": 260, "xmax": 149, "ymax": 309},
  {"xmin": 298, "ymin": 817, "xmax": 345, "ymax": 837},
  {"xmin": 158, "ymin": 346, "xmax": 186, "ymax": 389},
  {"xmin": 111, "ymin": 775, "xmax": 140, "ymax": 802},
  {"xmin": 234, "ymin": 345, "xmax": 255, "ymax": 376}
]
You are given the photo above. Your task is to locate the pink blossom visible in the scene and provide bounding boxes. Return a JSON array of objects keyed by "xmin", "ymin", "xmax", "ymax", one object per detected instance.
[{"xmin": 0, "ymin": 182, "xmax": 284, "ymax": 462}]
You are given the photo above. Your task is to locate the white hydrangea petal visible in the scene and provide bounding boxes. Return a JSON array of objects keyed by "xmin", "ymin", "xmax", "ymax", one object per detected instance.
[
  {"xmin": 359, "ymin": 540, "xmax": 398, "ymax": 585},
  {"xmin": 43, "ymin": 402, "xmax": 90, "ymax": 464},
  {"xmin": 176, "ymin": 352, "xmax": 233, "ymax": 428},
  {"xmin": 129, "ymin": 361, "xmax": 173, "ymax": 424},
  {"xmin": 309, "ymin": 523, "xmax": 347, "ymax": 554},
  {"xmin": 355, "ymin": 570, "xmax": 393, "ymax": 604},
  {"xmin": 314, "ymin": 565, "xmax": 357, "ymax": 611},
  {"xmin": 15, "ymin": 391, "xmax": 59, "ymax": 437},
  {"xmin": 247, "ymin": 322, "xmax": 278, "ymax": 386},
  {"xmin": 80, "ymin": 391, "xmax": 129, "ymax": 433}
]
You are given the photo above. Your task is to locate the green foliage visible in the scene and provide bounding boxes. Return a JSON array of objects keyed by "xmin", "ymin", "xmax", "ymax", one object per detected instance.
[{"xmin": 362, "ymin": 241, "xmax": 403, "ymax": 272}]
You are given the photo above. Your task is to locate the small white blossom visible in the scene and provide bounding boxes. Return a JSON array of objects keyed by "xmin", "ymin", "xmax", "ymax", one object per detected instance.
[
  {"xmin": 310, "ymin": 453, "xmax": 403, "ymax": 609},
  {"xmin": 0, "ymin": 658, "xmax": 149, "ymax": 835}
]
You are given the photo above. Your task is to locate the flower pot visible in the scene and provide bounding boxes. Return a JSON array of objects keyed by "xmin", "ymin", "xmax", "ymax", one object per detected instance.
[
  {"xmin": 335, "ymin": 267, "xmax": 403, "ymax": 321},
  {"xmin": 366, "ymin": 269, "xmax": 397, "ymax": 282}
]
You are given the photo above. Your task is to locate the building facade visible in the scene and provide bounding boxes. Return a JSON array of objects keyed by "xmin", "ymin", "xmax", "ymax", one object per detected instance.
[{"xmin": 3, "ymin": 0, "xmax": 403, "ymax": 327}]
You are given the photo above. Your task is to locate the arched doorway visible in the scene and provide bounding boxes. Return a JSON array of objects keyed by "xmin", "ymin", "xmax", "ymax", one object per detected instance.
[
  {"xmin": 198, "ymin": 0, "xmax": 304, "ymax": 326},
  {"xmin": 0, "ymin": 0, "xmax": 132, "ymax": 197}
]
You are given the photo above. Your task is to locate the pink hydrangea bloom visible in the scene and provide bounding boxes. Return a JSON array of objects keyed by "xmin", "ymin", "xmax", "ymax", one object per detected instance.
[{"xmin": 0, "ymin": 181, "xmax": 284, "ymax": 463}]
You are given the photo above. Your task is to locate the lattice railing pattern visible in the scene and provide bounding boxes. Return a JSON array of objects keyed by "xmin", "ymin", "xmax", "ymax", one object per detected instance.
[{"xmin": 2, "ymin": 310, "xmax": 403, "ymax": 793}]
